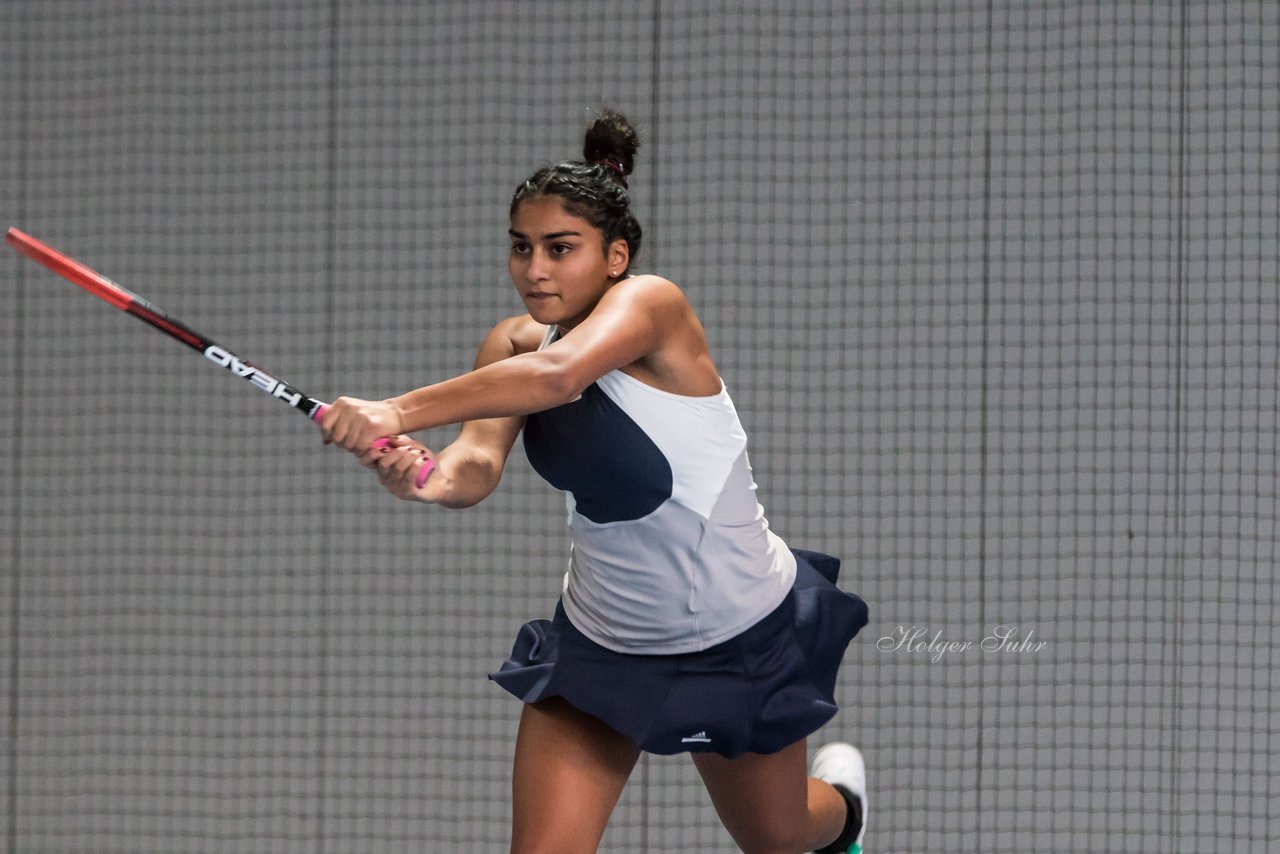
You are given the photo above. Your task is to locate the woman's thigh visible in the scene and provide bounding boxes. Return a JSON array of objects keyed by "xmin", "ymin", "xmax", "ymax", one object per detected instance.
[
  {"xmin": 691, "ymin": 739, "xmax": 845, "ymax": 854},
  {"xmin": 510, "ymin": 696, "xmax": 641, "ymax": 854}
]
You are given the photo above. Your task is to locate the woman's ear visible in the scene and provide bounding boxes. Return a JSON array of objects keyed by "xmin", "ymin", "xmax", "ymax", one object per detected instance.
[{"xmin": 606, "ymin": 237, "xmax": 630, "ymax": 277}]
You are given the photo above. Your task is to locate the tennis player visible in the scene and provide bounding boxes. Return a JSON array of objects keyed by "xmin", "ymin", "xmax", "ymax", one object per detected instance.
[{"xmin": 320, "ymin": 109, "xmax": 869, "ymax": 854}]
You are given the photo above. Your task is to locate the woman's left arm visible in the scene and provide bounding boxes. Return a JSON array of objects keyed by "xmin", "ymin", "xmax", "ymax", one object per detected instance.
[{"xmin": 319, "ymin": 276, "xmax": 685, "ymax": 453}]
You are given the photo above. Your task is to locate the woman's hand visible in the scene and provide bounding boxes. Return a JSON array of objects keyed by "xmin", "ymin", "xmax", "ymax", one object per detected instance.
[
  {"xmin": 364, "ymin": 435, "xmax": 437, "ymax": 502},
  {"xmin": 320, "ymin": 396, "xmax": 404, "ymax": 453}
]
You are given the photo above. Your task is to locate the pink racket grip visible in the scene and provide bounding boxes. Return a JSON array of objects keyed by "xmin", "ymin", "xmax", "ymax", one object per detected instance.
[
  {"xmin": 369, "ymin": 436, "xmax": 436, "ymax": 489},
  {"xmin": 413, "ymin": 456, "xmax": 437, "ymax": 489},
  {"xmin": 314, "ymin": 406, "xmax": 433, "ymax": 489}
]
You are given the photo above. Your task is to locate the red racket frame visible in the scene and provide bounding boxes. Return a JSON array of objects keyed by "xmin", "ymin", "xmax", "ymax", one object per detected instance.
[{"xmin": 5, "ymin": 227, "xmax": 432, "ymax": 486}]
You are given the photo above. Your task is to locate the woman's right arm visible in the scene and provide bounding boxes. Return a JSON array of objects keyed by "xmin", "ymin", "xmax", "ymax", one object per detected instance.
[{"xmin": 367, "ymin": 315, "xmax": 538, "ymax": 508}]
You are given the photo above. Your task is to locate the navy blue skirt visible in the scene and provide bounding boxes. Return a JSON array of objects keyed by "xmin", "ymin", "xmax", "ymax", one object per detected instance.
[{"xmin": 489, "ymin": 549, "xmax": 869, "ymax": 758}]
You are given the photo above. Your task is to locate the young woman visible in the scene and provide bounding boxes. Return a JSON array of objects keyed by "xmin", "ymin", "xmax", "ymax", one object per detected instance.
[{"xmin": 320, "ymin": 109, "xmax": 869, "ymax": 854}]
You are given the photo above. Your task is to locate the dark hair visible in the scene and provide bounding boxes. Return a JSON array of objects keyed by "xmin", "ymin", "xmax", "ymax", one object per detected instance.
[{"xmin": 510, "ymin": 108, "xmax": 643, "ymax": 273}]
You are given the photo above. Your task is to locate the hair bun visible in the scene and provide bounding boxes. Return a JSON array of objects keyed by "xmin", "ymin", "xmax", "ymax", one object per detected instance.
[{"xmin": 583, "ymin": 108, "xmax": 639, "ymax": 185}]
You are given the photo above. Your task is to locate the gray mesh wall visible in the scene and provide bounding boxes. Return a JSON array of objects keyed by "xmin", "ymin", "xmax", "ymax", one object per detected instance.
[{"xmin": 2, "ymin": 2, "xmax": 1276, "ymax": 852}]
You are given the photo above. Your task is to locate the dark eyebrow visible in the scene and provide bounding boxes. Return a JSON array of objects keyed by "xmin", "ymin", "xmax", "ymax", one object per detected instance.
[{"xmin": 508, "ymin": 229, "xmax": 583, "ymax": 241}]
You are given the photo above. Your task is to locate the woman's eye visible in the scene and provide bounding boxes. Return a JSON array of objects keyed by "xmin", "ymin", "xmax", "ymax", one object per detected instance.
[
  {"xmin": 551, "ymin": 243, "xmax": 572, "ymax": 256},
  {"xmin": 511, "ymin": 243, "xmax": 530, "ymax": 255}
]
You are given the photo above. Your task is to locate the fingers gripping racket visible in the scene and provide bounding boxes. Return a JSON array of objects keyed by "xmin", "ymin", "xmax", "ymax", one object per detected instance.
[{"xmin": 6, "ymin": 227, "xmax": 433, "ymax": 487}]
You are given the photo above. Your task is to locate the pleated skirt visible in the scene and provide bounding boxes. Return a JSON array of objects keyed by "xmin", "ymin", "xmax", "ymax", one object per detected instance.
[{"xmin": 489, "ymin": 549, "xmax": 869, "ymax": 759}]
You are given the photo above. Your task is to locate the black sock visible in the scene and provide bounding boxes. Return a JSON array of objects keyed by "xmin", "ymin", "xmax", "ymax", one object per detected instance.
[{"xmin": 814, "ymin": 783, "xmax": 863, "ymax": 854}]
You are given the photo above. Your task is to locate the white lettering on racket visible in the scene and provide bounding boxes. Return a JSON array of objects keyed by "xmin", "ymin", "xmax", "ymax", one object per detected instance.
[
  {"xmin": 248, "ymin": 370, "xmax": 275, "ymax": 392},
  {"xmin": 204, "ymin": 344, "xmax": 303, "ymax": 408},
  {"xmin": 272, "ymin": 384, "xmax": 303, "ymax": 407}
]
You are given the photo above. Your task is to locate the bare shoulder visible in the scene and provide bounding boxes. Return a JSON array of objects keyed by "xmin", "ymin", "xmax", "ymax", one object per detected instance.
[
  {"xmin": 612, "ymin": 274, "xmax": 686, "ymax": 299},
  {"xmin": 601, "ymin": 274, "xmax": 691, "ymax": 315},
  {"xmin": 489, "ymin": 313, "xmax": 548, "ymax": 357}
]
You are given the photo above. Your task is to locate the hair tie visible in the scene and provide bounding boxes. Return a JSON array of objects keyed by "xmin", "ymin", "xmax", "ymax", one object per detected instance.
[{"xmin": 593, "ymin": 157, "xmax": 626, "ymax": 180}]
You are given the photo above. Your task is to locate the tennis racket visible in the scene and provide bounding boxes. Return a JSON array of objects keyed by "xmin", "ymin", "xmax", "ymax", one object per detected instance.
[{"xmin": 5, "ymin": 227, "xmax": 433, "ymax": 486}]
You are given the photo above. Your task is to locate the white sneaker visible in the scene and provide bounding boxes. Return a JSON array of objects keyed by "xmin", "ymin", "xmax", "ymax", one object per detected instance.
[{"xmin": 811, "ymin": 742, "xmax": 867, "ymax": 854}]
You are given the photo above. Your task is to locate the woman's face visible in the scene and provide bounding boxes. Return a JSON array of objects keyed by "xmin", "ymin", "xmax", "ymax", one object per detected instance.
[{"xmin": 508, "ymin": 196, "xmax": 628, "ymax": 330}]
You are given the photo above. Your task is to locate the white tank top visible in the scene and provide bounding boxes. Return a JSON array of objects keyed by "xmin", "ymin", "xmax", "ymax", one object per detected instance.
[{"xmin": 522, "ymin": 326, "xmax": 796, "ymax": 654}]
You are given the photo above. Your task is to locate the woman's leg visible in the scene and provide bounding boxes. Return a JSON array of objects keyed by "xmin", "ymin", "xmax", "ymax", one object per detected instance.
[
  {"xmin": 510, "ymin": 696, "xmax": 641, "ymax": 854},
  {"xmin": 691, "ymin": 738, "xmax": 847, "ymax": 854}
]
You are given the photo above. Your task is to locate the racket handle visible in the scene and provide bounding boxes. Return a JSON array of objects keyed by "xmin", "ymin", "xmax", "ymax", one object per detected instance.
[
  {"xmin": 315, "ymin": 404, "xmax": 435, "ymax": 489},
  {"xmin": 370, "ymin": 436, "xmax": 436, "ymax": 489},
  {"xmin": 414, "ymin": 457, "xmax": 436, "ymax": 489}
]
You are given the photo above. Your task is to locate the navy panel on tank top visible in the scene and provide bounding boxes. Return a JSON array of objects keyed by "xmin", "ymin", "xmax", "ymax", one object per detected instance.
[{"xmin": 523, "ymin": 382, "xmax": 674, "ymax": 524}]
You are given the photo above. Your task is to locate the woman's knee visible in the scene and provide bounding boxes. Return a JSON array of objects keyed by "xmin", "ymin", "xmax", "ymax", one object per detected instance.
[
  {"xmin": 728, "ymin": 824, "xmax": 815, "ymax": 854},
  {"xmin": 510, "ymin": 841, "xmax": 600, "ymax": 854}
]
